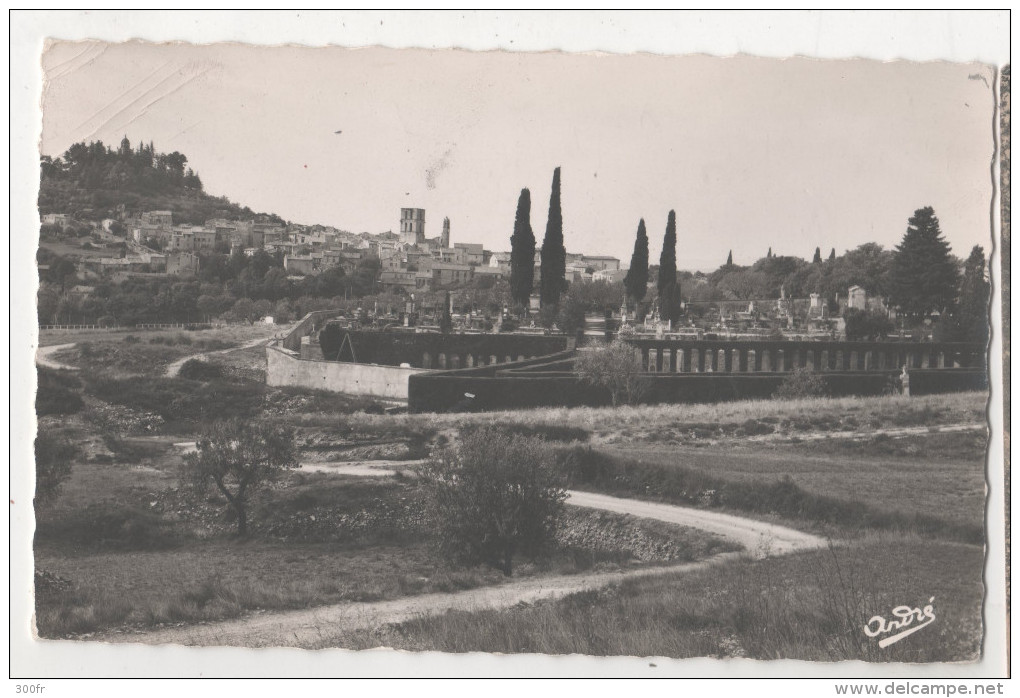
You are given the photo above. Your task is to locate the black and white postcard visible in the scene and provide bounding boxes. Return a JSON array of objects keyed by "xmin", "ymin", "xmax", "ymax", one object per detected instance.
[{"xmin": 10, "ymin": 10, "xmax": 1010, "ymax": 690}]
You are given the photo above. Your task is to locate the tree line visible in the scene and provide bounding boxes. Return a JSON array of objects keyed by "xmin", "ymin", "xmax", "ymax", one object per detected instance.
[
  {"xmin": 610, "ymin": 205, "xmax": 988, "ymax": 344},
  {"xmin": 37, "ymin": 246, "xmax": 387, "ymax": 326}
]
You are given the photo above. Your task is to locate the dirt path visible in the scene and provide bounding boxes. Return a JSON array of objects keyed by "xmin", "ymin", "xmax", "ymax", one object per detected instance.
[
  {"xmin": 164, "ymin": 335, "xmax": 278, "ymax": 377},
  {"xmin": 565, "ymin": 491, "xmax": 821, "ymax": 555},
  {"xmin": 100, "ymin": 553, "xmax": 746, "ymax": 649},
  {"xmin": 98, "ymin": 464, "xmax": 826, "ymax": 648},
  {"xmin": 35, "ymin": 343, "xmax": 79, "ymax": 371}
]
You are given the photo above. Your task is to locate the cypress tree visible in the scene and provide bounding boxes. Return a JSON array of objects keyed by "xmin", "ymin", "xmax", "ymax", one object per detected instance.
[
  {"xmin": 726, "ymin": 250, "xmax": 733, "ymax": 267},
  {"xmin": 623, "ymin": 219, "xmax": 649, "ymax": 305},
  {"xmin": 658, "ymin": 210, "xmax": 681, "ymax": 325},
  {"xmin": 540, "ymin": 167, "xmax": 565, "ymax": 307},
  {"xmin": 828, "ymin": 248, "xmax": 836, "ymax": 262},
  {"xmin": 658, "ymin": 210, "xmax": 677, "ymax": 292},
  {"xmin": 767, "ymin": 247, "xmax": 773, "ymax": 259},
  {"xmin": 813, "ymin": 247, "xmax": 822, "ymax": 264},
  {"xmin": 509, "ymin": 188, "xmax": 535, "ymax": 310},
  {"xmin": 957, "ymin": 245, "xmax": 990, "ymax": 346}
]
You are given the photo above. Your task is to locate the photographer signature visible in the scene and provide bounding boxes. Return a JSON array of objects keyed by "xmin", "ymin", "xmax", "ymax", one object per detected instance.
[{"xmin": 863, "ymin": 597, "xmax": 936, "ymax": 648}]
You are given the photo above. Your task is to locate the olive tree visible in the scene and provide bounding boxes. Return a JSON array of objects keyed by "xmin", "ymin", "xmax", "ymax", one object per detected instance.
[
  {"xmin": 418, "ymin": 426, "xmax": 566, "ymax": 576},
  {"xmin": 574, "ymin": 339, "xmax": 649, "ymax": 406},
  {"xmin": 182, "ymin": 419, "xmax": 298, "ymax": 536}
]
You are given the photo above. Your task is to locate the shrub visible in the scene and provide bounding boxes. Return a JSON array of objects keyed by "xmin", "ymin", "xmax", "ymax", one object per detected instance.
[
  {"xmin": 34, "ymin": 433, "xmax": 77, "ymax": 503},
  {"xmin": 86, "ymin": 375, "xmax": 267, "ymax": 425},
  {"xmin": 178, "ymin": 359, "xmax": 224, "ymax": 381},
  {"xmin": 418, "ymin": 426, "xmax": 567, "ymax": 576},
  {"xmin": 843, "ymin": 308, "xmax": 894, "ymax": 341},
  {"xmin": 36, "ymin": 368, "xmax": 84, "ymax": 416},
  {"xmin": 774, "ymin": 368, "xmax": 827, "ymax": 399},
  {"xmin": 557, "ymin": 293, "xmax": 587, "ymax": 335}
]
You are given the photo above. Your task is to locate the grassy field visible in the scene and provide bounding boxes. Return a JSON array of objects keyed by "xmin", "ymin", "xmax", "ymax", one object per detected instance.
[
  {"xmin": 285, "ymin": 391, "xmax": 987, "ymax": 441},
  {"xmin": 37, "ymin": 323, "xmax": 283, "ymax": 348},
  {"xmin": 34, "ymin": 455, "xmax": 733, "ymax": 638},
  {"xmin": 31, "ymin": 330, "xmax": 990, "ymax": 657},
  {"xmin": 331, "ymin": 532, "xmax": 982, "ymax": 662},
  {"xmin": 601, "ymin": 433, "xmax": 986, "ymax": 532}
]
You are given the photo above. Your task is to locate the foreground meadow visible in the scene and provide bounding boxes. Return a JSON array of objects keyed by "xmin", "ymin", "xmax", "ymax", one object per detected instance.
[{"xmin": 31, "ymin": 329, "xmax": 989, "ymax": 659}]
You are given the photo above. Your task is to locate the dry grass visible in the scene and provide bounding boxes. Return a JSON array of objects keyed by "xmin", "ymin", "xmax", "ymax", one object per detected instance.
[
  {"xmin": 555, "ymin": 444, "xmax": 982, "ymax": 543},
  {"xmin": 34, "ymin": 471, "xmax": 730, "ymax": 638},
  {"xmin": 37, "ymin": 323, "xmax": 282, "ymax": 348},
  {"xmin": 289, "ymin": 392, "xmax": 986, "ymax": 445},
  {"xmin": 606, "ymin": 433, "xmax": 987, "ymax": 531},
  {"xmin": 331, "ymin": 532, "xmax": 983, "ymax": 662}
]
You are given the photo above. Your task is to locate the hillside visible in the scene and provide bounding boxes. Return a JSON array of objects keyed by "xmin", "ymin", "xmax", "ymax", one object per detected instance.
[{"xmin": 38, "ymin": 138, "xmax": 284, "ymax": 226}]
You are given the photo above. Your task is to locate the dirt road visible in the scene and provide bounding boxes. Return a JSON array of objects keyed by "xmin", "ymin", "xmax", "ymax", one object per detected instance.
[
  {"xmin": 565, "ymin": 491, "xmax": 821, "ymax": 555},
  {"xmin": 35, "ymin": 343, "xmax": 78, "ymax": 371},
  {"xmin": 99, "ymin": 464, "xmax": 826, "ymax": 648},
  {"xmin": 100, "ymin": 552, "xmax": 746, "ymax": 649}
]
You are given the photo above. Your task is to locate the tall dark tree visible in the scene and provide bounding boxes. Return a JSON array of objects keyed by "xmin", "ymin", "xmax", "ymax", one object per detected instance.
[
  {"xmin": 623, "ymin": 219, "xmax": 649, "ymax": 306},
  {"xmin": 957, "ymin": 245, "xmax": 990, "ymax": 345},
  {"xmin": 767, "ymin": 247, "xmax": 773, "ymax": 259},
  {"xmin": 828, "ymin": 248, "xmax": 836, "ymax": 262},
  {"xmin": 540, "ymin": 167, "xmax": 565, "ymax": 308},
  {"xmin": 657, "ymin": 210, "xmax": 681, "ymax": 324},
  {"xmin": 888, "ymin": 206, "xmax": 960, "ymax": 318},
  {"xmin": 726, "ymin": 250, "xmax": 734, "ymax": 267},
  {"xmin": 813, "ymin": 247, "xmax": 822, "ymax": 264},
  {"xmin": 509, "ymin": 188, "xmax": 536, "ymax": 311},
  {"xmin": 657, "ymin": 210, "xmax": 677, "ymax": 293},
  {"xmin": 938, "ymin": 245, "xmax": 990, "ymax": 346}
]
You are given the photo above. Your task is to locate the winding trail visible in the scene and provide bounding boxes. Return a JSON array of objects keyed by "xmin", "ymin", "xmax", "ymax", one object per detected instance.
[
  {"xmin": 35, "ymin": 343, "xmax": 79, "ymax": 371},
  {"xmin": 164, "ymin": 334, "xmax": 278, "ymax": 377},
  {"xmin": 99, "ymin": 459, "xmax": 826, "ymax": 648}
]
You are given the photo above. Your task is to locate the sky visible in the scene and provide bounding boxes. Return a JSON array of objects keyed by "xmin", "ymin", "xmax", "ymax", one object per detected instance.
[{"xmin": 40, "ymin": 41, "xmax": 997, "ymax": 271}]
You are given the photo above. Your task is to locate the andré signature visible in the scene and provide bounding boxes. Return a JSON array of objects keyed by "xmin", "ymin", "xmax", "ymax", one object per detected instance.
[{"xmin": 863, "ymin": 597, "xmax": 936, "ymax": 648}]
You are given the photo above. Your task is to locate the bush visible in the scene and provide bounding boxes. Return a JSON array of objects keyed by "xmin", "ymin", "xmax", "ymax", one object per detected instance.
[
  {"xmin": 35, "ymin": 434, "xmax": 77, "ymax": 503},
  {"xmin": 774, "ymin": 368, "xmax": 827, "ymax": 399},
  {"xmin": 557, "ymin": 294, "xmax": 587, "ymax": 335},
  {"xmin": 86, "ymin": 375, "xmax": 266, "ymax": 425},
  {"xmin": 843, "ymin": 308, "xmax": 894, "ymax": 341},
  {"xmin": 178, "ymin": 359, "xmax": 224, "ymax": 381},
  {"xmin": 36, "ymin": 368, "xmax": 84, "ymax": 416},
  {"xmin": 418, "ymin": 426, "xmax": 567, "ymax": 576}
]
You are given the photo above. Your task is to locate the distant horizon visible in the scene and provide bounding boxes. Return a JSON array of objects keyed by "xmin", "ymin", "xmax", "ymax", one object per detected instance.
[{"xmin": 41, "ymin": 43, "xmax": 996, "ymax": 273}]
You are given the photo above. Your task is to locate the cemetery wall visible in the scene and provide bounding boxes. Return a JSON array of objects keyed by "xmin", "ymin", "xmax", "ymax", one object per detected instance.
[
  {"xmin": 408, "ymin": 364, "xmax": 987, "ymax": 413},
  {"xmin": 266, "ymin": 345, "xmax": 427, "ymax": 399}
]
